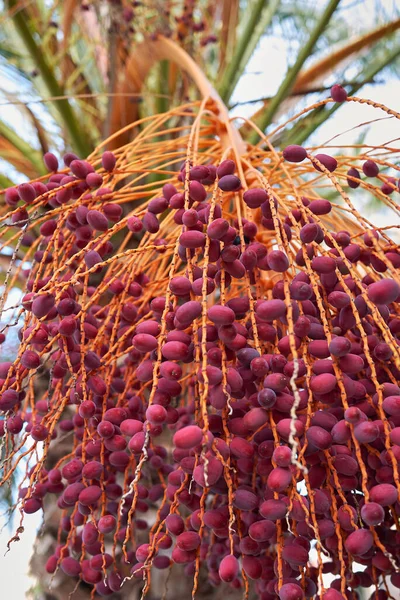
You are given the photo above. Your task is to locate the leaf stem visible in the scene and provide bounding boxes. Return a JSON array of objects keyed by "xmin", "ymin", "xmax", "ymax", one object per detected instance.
[
  {"xmin": 7, "ymin": 1, "xmax": 91, "ymax": 157},
  {"xmin": 249, "ymin": 0, "xmax": 341, "ymax": 143},
  {"xmin": 218, "ymin": 0, "xmax": 280, "ymax": 104},
  {"xmin": 284, "ymin": 44, "xmax": 400, "ymax": 147},
  {"xmin": 0, "ymin": 173, "xmax": 15, "ymax": 189},
  {"xmin": 0, "ymin": 120, "xmax": 46, "ymax": 177}
]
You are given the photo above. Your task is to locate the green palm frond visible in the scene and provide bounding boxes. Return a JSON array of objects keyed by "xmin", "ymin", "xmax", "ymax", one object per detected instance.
[{"xmin": 0, "ymin": 0, "xmax": 398, "ymax": 184}]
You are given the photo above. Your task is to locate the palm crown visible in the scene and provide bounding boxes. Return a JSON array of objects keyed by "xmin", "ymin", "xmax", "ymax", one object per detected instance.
[{"xmin": 1, "ymin": 0, "xmax": 399, "ymax": 185}]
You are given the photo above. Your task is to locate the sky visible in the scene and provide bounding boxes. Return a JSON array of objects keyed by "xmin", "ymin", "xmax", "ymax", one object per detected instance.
[
  {"xmin": 231, "ymin": 34, "xmax": 400, "ymax": 231},
  {"xmin": 0, "ymin": 2, "xmax": 399, "ymax": 598}
]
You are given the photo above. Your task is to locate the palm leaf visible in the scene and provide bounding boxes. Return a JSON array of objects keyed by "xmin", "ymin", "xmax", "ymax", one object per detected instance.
[
  {"xmin": 61, "ymin": 0, "xmax": 79, "ymax": 80},
  {"xmin": 278, "ymin": 44, "xmax": 400, "ymax": 147},
  {"xmin": 294, "ymin": 17, "xmax": 400, "ymax": 92},
  {"xmin": 245, "ymin": 16, "xmax": 400, "ymax": 133},
  {"xmin": 217, "ymin": 0, "xmax": 240, "ymax": 75},
  {"xmin": 0, "ymin": 120, "xmax": 46, "ymax": 178},
  {"xmin": 218, "ymin": 0, "xmax": 280, "ymax": 103},
  {"xmin": 5, "ymin": 0, "xmax": 91, "ymax": 156},
  {"xmin": 248, "ymin": 0, "xmax": 342, "ymax": 142}
]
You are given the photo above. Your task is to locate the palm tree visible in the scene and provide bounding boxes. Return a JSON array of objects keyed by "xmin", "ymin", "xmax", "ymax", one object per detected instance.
[{"xmin": 0, "ymin": 2, "xmax": 400, "ymax": 599}]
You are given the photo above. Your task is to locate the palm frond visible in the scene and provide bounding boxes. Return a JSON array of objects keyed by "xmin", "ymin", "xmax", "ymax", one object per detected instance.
[
  {"xmin": 5, "ymin": 0, "xmax": 91, "ymax": 156},
  {"xmin": 0, "ymin": 120, "xmax": 46, "ymax": 178},
  {"xmin": 217, "ymin": 0, "xmax": 280, "ymax": 103},
  {"xmin": 245, "ymin": 16, "xmax": 400, "ymax": 133}
]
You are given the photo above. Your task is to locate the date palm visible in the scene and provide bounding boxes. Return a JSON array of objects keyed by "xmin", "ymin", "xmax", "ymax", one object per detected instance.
[{"xmin": 0, "ymin": 2, "xmax": 400, "ymax": 600}]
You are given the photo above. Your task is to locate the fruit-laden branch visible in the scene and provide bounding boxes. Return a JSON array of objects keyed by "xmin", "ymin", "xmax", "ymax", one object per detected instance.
[{"xmin": 1, "ymin": 90, "xmax": 400, "ymax": 599}]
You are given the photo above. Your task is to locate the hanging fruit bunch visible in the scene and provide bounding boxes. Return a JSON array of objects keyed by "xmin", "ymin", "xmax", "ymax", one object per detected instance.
[{"xmin": 0, "ymin": 38, "xmax": 400, "ymax": 600}]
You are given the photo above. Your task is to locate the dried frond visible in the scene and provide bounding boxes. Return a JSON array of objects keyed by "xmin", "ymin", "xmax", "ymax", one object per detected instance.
[
  {"xmin": 245, "ymin": 17, "xmax": 400, "ymax": 130},
  {"xmin": 293, "ymin": 18, "xmax": 400, "ymax": 93}
]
